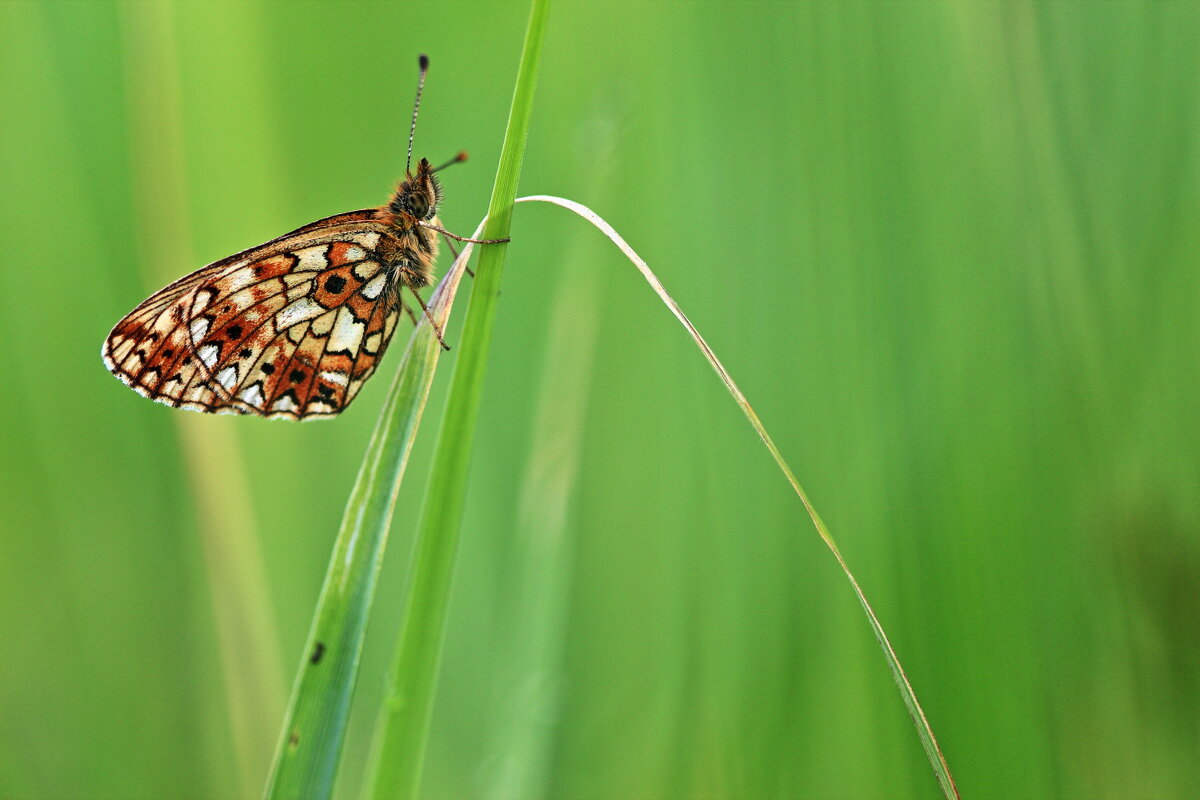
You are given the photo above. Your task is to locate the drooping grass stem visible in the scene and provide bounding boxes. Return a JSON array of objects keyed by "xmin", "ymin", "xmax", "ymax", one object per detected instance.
[{"xmin": 508, "ymin": 194, "xmax": 962, "ymax": 800}]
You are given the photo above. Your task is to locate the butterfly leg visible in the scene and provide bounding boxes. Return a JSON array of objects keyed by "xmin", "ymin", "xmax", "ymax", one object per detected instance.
[
  {"xmin": 440, "ymin": 233, "xmax": 475, "ymax": 279},
  {"xmin": 419, "ymin": 220, "xmax": 509, "ymax": 245},
  {"xmin": 408, "ymin": 286, "xmax": 451, "ymax": 351},
  {"xmin": 399, "ymin": 297, "xmax": 420, "ymax": 327}
]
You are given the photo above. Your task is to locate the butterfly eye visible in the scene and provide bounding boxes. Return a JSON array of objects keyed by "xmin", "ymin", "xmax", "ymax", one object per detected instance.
[{"xmin": 407, "ymin": 192, "xmax": 429, "ymax": 218}]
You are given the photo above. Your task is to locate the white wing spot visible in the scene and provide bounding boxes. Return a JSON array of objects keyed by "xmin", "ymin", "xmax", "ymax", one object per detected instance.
[
  {"xmin": 194, "ymin": 288, "xmax": 216, "ymax": 310},
  {"xmin": 311, "ymin": 309, "xmax": 336, "ymax": 336},
  {"xmin": 353, "ymin": 260, "xmax": 382, "ymax": 282},
  {"xmin": 351, "ymin": 231, "xmax": 380, "ymax": 249},
  {"xmin": 215, "ymin": 366, "xmax": 238, "ymax": 390},
  {"xmin": 328, "ymin": 307, "xmax": 365, "ymax": 354},
  {"xmin": 222, "ymin": 269, "xmax": 257, "ymax": 295},
  {"xmin": 198, "ymin": 343, "xmax": 220, "ymax": 369},
  {"xmin": 190, "ymin": 317, "xmax": 210, "ymax": 341},
  {"xmin": 295, "ymin": 245, "xmax": 330, "ymax": 271},
  {"xmin": 240, "ymin": 382, "xmax": 264, "ymax": 407},
  {"xmin": 283, "ymin": 272, "xmax": 313, "ymax": 288},
  {"xmin": 273, "ymin": 394, "xmax": 298, "ymax": 413},
  {"xmin": 277, "ymin": 297, "xmax": 324, "ymax": 329},
  {"xmin": 319, "ymin": 370, "xmax": 348, "ymax": 387},
  {"xmin": 361, "ymin": 274, "xmax": 386, "ymax": 300}
]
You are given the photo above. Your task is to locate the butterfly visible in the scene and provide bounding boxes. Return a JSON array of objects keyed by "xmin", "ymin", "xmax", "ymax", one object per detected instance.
[{"xmin": 102, "ymin": 55, "xmax": 504, "ymax": 420}]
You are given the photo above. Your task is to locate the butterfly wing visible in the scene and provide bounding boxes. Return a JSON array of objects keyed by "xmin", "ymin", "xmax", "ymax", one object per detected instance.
[{"xmin": 104, "ymin": 211, "xmax": 405, "ymax": 419}]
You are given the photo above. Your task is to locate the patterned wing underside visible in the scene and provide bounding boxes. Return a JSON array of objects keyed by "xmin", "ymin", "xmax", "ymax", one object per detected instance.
[{"xmin": 103, "ymin": 227, "xmax": 403, "ymax": 420}]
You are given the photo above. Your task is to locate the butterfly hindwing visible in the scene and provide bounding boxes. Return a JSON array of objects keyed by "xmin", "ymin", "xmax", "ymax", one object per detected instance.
[
  {"xmin": 103, "ymin": 212, "xmax": 407, "ymax": 420},
  {"xmin": 102, "ymin": 58, "xmax": 492, "ymax": 420}
]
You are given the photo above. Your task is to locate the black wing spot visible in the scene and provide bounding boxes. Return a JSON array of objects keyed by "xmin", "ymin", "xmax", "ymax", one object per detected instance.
[
  {"xmin": 325, "ymin": 275, "xmax": 347, "ymax": 294},
  {"xmin": 262, "ymin": 363, "xmax": 275, "ymax": 375},
  {"xmin": 290, "ymin": 369, "xmax": 306, "ymax": 383},
  {"xmin": 239, "ymin": 348, "xmax": 252, "ymax": 359},
  {"xmin": 317, "ymin": 384, "xmax": 333, "ymax": 398},
  {"xmin": 227, "ymin": 324, "xmax": 244, "ymax": 340},
  {"xmin": 164, "ymin": 348, "xmax": 175, "ymax": 358}
]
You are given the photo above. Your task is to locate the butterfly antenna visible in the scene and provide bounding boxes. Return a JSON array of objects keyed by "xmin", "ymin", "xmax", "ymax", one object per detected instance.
[
  {"xmin": 433, "ymin": 151, "xmax": 468, "ymax": 173},
  {"xmin": 406, "ymin": 54, "xmax": 430, "ymax": 174}
]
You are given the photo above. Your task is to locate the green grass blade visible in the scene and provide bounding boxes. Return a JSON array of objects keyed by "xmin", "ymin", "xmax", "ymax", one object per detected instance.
[
  {"xmin": 362, "ymin": 0, "xmax": 550, "ymax": 797},
  {"xmin": 262, "ymin": 254, "xmax": 471, "ymax": 800},
  {"xmin": 516, "ymin": 194, "xmax": 963, "ymax": 800}
]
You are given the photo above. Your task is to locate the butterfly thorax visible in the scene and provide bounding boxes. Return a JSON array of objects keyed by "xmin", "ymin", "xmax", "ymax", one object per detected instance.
[
  {"xmin": 374, "ymin": 156, "xmax": 443, "ymax": 288},
  {"xmin": 370, "ymin": 216, "xmax": 439, "ymax": 290}
]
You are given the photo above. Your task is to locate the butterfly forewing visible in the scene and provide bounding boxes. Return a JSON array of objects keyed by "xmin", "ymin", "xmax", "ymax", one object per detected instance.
[
  {"xmin": 103, "ymin": 213, "xmax": 405, "ymax": 420},
  {"xmin": 104, "ymin": 59, "xmax": 467, "ymax": 420}
]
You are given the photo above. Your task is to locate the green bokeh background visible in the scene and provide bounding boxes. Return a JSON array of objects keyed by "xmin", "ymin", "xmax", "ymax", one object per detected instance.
[{"xmin": 2, "ymin": 2, "xmax": 1198, "ymax": 798}]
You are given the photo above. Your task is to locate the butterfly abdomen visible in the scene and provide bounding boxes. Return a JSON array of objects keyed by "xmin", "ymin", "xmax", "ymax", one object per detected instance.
[{"xmin": 374, "ymin": 218, "xmax": 439, "ymax": 290}]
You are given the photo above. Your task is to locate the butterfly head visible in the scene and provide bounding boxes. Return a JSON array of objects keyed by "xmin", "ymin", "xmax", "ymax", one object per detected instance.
[{"xmin": 389, "ymin": 157, "xmax": 443, "ymax": 222}]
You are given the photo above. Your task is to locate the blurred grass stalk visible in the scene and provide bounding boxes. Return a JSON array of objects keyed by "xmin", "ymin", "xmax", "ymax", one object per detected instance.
[
  {"xmin": 476, "ymin": 216, "xmax": 605, "ymax": 799},
  {"xmin": 515, "ymin": 194, "xmax": 962, "ymax": 800},
  {"xmin": 120, "ymin": 4, "xmax": 283, "ymax": 796},
  {"xmin": 363, "ymin": 0, "xmax": 551, "ymax": 797},
  {"xmin": 473, "ymin": 123, "xmax": 615, "ymax": 798}
]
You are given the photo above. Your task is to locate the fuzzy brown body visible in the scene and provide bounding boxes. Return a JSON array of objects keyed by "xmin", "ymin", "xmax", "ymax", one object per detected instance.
[{"xmin": 102, "ymin": 158, "xmax": 446, "ymax": 420}]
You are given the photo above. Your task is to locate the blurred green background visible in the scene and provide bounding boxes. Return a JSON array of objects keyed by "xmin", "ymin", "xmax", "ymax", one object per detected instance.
[{"xmin": 2, "ymin": 1, "xmax": 1198, "ymax": 798}]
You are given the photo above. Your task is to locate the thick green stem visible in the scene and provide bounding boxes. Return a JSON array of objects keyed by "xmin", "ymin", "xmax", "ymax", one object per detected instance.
[{"xmin": 363, "ymin": 1, "xmax": 551, "ymax": 797}]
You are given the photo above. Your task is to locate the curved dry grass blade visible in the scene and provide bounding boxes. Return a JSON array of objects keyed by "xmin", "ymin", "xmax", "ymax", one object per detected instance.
[
  {"xmin": 514, "ymin": 194, "xmax": 962, "ymax": 800},
  {"xmin": 262, "ymin": 246, "xmax": 472, "ymax": 800}
]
